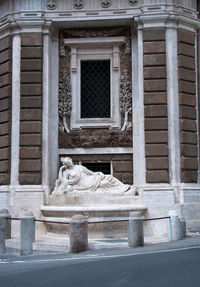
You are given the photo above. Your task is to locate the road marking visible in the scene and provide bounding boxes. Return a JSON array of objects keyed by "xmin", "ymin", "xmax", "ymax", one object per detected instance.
[{"xmin": 1, "ymin": 245, "xmax": 200, "ymax": 264}]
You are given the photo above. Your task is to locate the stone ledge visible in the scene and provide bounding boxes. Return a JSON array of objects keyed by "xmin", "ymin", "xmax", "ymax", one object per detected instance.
[{"xmin": 41, "ymin": 205, "xmax": 147, "ymax": 213}]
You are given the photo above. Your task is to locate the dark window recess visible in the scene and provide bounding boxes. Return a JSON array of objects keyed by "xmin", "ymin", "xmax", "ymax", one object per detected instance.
[
  {"xmin": 82, "ymin": 162, "xmax": 111, "ymax": 174},
  {"xmin": 81, "ymin": 60, "xmax": 110, "ymax": 118}
]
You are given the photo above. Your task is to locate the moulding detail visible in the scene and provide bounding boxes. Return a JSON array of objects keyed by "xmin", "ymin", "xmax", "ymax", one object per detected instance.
[
  {"xmin": 59, "ymin": 147, "xmax": 133, "ymax": 154},
  {"xmin": 101, "ymin": 0, "xmax": 112, "ymax": 8},
  {"xmin": 128, "ymin": 0, "xmax": 138, "ymax": 6},
  {"xmin": 46, "ymin": 0, "xmax": 58, "ymax": 10},
  {"xmin": 74, "ymin": 0, "xmax": 84, "ymax": 10}
]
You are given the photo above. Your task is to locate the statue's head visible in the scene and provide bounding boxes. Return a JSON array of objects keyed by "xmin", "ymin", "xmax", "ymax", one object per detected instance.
[{"xmin": 60, "ymin": 157, "xmax": 73, "ymax": 167}]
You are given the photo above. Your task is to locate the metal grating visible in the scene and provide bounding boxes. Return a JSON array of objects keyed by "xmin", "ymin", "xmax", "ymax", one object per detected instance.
[
  {"xmin": 81, "ymin": 60, "xmax": 110, "ymax": 118},
  {"xmin": 82, "ymin": 162, "xmax": 111, "ymax": 174}
]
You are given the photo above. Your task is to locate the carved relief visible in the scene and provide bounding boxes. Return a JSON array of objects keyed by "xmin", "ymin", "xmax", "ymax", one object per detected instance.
[
  {"xmin": 74, "ymin": 0, "xmax": 84, "ymax": 9},
  {"xmin": 128, "ymin": 0, "xmax": 138, "ymax": 5},
  {"xmin": 59, "ymin": 37, "xmax": 66, "ymax": 57},
  {"xmin": 64, "ymin": 27, "xmax": 129, "ymax": 39},
  {"xmin": 59, "ymin": 63, "xmax": 72, "ymax": 134},
  {"xmin": 46, "ymin": 0, "xmax": 57, "ymax": 10},
  {"xmin": 101, "ymin": 0, "xmax": 112, "ymax": 8},
  {"xmin": 120, "ymin": 70, "xmax": 132, "ymax": 131},
  {"xmin": 59, "ymin": 129, "xmax": 132, "ymax": 148}
]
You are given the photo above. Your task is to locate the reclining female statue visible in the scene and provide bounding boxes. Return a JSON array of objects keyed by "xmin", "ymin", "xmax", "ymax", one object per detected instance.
[{"xmin": 52, "ymin": 157, "xmax": 135, "ymax": 195}]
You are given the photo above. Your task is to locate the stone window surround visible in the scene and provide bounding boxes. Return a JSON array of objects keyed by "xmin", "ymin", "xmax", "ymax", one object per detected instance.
[{"xmin": 64, "ymin": 37, "xmax": 125, "ymax": 129}]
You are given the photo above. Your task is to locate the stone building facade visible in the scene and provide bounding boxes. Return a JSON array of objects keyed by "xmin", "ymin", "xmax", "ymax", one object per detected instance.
[{"xmin": 0, "ymin": 0, "xmax": 200, "ymax": 236}]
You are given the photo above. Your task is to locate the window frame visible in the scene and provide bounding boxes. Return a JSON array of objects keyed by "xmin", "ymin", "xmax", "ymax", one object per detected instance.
[{"xmin": 64, "ymin": 37, "xmax": 125, "ymax": 129}]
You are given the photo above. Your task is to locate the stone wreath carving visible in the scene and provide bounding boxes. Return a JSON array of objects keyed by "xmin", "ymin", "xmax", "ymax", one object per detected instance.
[
  {"xmin": 120, "ymin": 69, "xmax": 132, "ymax": 131},
  {"xmin": 59, "ymin": 67, "xmax": 72, "ymax": 134},
  {"xmin": 46, "ymin": 0, "xmax": 57, "ymax": 9},
  {"xmin": 128, "ymin": 0, "xmax": 138, "ymax": 5},
  {"xmin": 74, "ymin": 0, "xmax": 84, "ymax": 9},
  {"xmin": 101, "ymin": 0, "xmax": 112, "ymax": 8}
]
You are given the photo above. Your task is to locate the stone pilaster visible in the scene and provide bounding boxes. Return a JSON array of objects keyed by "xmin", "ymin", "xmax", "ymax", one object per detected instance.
[
  {"xmin": 166, "ymin": 22, "xmax": 181, "ymax": 188},
  {"xmin": 132, "ymin": 23, "xmax": 146, "ymax": 189},
  {"xmin": 10, "ymin": 30, "xmax": 21, "ymax": 188}
]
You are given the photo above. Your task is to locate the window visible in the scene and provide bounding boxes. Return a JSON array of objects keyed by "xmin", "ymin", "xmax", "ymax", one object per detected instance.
[
  {"xmin": 82, "ymin": 162, "xmax": 111, "ymax": 174},
  {"xmin": 81, "ymin": 60, "xmax": 110, "ymax": 119},
  {"xmin": 64, "ymin": 37, "xmax": 125, "ymax": 129}
]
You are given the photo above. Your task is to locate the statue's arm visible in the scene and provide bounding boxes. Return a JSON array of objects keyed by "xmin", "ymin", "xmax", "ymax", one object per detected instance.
[
  {"xmin": 56, "ymin": 166, "xmax": 67, "ymax": 184},
  {"xmin": 67, "ymin": 166, "xmax": 81, "ymax": 185}
]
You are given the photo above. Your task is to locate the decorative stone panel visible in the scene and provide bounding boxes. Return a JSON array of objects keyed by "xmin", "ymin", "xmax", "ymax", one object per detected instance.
[{"xmin": 59, "ymin": 129, "xmax": 132, "ymax": 148}]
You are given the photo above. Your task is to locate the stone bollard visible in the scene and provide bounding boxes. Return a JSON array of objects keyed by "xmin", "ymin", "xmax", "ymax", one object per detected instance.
[
  {"xmin": 128, "ymin": 211, "xmax": 144, "ymax": 248},
  {"xmin": 168, "ymin": 211, "xmax": 184, "ymax": 241},
  {"xmin": 0, "ymin": 209, "xmax": 11, "ymax": 239},
  {"xmin": 69, "ymin": 214, "xmax": 88, "ymax": 253},
  {"xmin": 20, "ymin": 211, "xmax": 35, "ymax": 255},
  {"xmin": 0, "ymin": 214, "xmax": 7, "ymax": 254},
  {"xmin": 180, "ymin": 219, "xmax": 186, "ymax": 238}
]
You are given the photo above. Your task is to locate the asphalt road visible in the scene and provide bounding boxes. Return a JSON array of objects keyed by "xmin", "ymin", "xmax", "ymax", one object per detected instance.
[{"xmin": 0, "ymin": 237, "xmax": 200, "ymax": 287}]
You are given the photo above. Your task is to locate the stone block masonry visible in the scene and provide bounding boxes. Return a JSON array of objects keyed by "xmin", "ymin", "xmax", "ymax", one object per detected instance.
[
  {"xmin": 19, "ymin": 33, "xmax": 43, "ymax": 185},
  {"xmin": 178, "ymin": 31, "xmax": 198, "ymax": 183},
  {"xmin": 0, "ymin": 36, "xmax": 12, "ymax": 185},
  {"xmin": 143, "ymin": 29, "xmax": 169, "ymax": 183}
]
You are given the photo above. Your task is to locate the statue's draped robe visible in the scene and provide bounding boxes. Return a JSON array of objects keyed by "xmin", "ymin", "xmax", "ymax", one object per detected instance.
[{"xmin": 53, "ymin": 165, "xmax": 131, "ymax": 194}]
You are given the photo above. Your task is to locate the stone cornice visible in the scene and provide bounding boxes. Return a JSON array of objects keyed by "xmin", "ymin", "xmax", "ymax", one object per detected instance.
[
  {"xmin": 0, "ymin": 0, "xmax": 199, "ymax": 34},
  {"xmin": 134, "ymin": 12, "xmax": 200, "ymax": 32}
]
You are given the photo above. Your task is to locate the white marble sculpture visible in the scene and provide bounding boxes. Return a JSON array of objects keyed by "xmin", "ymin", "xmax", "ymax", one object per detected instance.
[{"xmin": 52, "ymin": 157, "xmax": 135, "ymax": 195}]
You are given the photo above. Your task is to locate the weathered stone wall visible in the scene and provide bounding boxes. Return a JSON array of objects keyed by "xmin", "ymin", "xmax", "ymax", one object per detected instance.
[
  {"xmin": 0, "ymin": 36, "xmax": 12, "ymax": 185},
  {"xmin": 143, "ymin": 29, "xmax": 169, "ymax": 183},
  {"xmin": 19, "ymin": 34, "xmax": 43, "ymax": 185},
  {"xmin": 69, "ymin": 154, "xmax": 133, "ymax": 185},
  {"xmin": 178, "ymin": 30, "xmax": 198, "ymax": 183}
]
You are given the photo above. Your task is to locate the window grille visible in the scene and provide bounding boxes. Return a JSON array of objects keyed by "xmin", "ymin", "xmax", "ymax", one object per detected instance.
[
  {"xmin": 82, "ymin": 162, "xmax": 111, "ymax": 174},
  {"xmin": 81, "ymin": 60, "xmax": 110, "ymax": 118}
]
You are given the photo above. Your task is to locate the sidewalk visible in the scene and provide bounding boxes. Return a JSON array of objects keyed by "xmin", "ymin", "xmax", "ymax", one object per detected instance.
[
  {"xmin": 0, "ymin": 233, "xmax": 200, "ymax": 261},
  {"xmin": 5, "ymin": 234, "xmax": 170, "ymax": 254},
  {"xmin": 4, "ymin": 232, "xmax": 200, "ymax": 255}
]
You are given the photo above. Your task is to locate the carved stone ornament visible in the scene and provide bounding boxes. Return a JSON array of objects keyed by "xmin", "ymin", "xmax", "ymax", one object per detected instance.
[
  {"xmin": 128, "ymin": 0, "xmax": 138, "ymax": 5},
  {"xmin": 120, "ymin": 69, "xmax": 132, "ymax": 131},
  {"xmin": 101, "ymin": 0, "xmax": 112, "ymax": 8},
  {"xmin": 59, "ymin": 67, "xmax": 72, "ymax": 134},
  {"xmin": 59, "ymin": 38, "xmax": 66, "ymax": 57},
  {"xmin": 74, "ymin": 0, "xmax": 84, "ymax": 9},
  {"xmin": 46, "ymin": 0, "xmax": 57, "ymax": 10}
]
